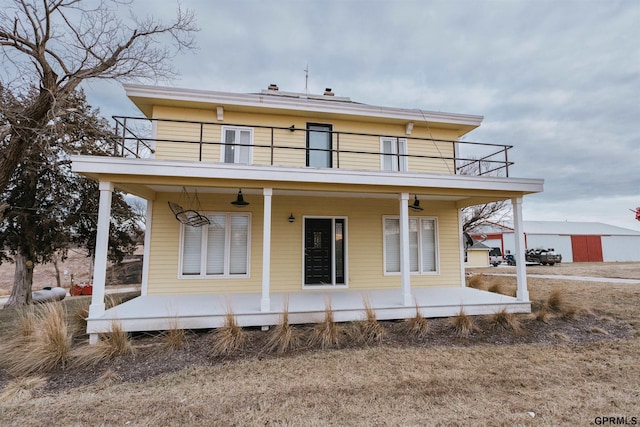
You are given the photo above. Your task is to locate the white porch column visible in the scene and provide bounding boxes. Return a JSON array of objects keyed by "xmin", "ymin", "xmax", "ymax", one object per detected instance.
[
  {"xmin": 512, "ymin": 197, "xmax": 529, "ymax": 301},
  {"xmin": 399, "ymin": 193, "xmax": 412, "ymax": 306},
  {"xmin": 140, "ymin": 199, "xmax": 153, "ymax": 296},
  {"xmin": 458, "ymin": 208, "xmax": 466, "ymax": 287},
  {"xmin": 89, "ymin": 181, "xmax": 114, "ymax": 344},
  {"xmin": 261, "ymin": 188, "xmax": 273, "ymax": 312}
]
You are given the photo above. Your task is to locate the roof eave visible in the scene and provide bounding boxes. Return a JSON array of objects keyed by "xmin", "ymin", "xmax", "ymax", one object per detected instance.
[{"xmin": 122, "ymin": 83, "xmax": 484, "ymax": 131}]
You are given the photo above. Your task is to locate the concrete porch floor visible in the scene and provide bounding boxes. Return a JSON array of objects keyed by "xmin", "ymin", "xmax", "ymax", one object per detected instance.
[{"xmin": 87, "ymin": 287, "xmax": 531, "ymax": 335}]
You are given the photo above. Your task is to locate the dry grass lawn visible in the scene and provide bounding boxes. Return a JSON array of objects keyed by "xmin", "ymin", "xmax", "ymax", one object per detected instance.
[{"xmin": 1, "ymin": 264, "xmax": 639, "ymax": 426}]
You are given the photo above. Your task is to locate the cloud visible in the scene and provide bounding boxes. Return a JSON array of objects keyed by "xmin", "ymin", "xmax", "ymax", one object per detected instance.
[{"xmin": 79, "ymin": 0, "xmax": 639, "ymax": 230}]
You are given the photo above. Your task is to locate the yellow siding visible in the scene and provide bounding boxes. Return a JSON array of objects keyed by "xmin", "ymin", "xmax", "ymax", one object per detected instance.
[
  {"xmin": 147, "ymin": 192, "xmax": 263, "ymax": 295},
  {"xmin": 146, "ymin": 192, "xmax": 463, "ymax": 295},
  {"xmin": 149, "ymin": 107, "xmax": 461, "ymax": 174}
]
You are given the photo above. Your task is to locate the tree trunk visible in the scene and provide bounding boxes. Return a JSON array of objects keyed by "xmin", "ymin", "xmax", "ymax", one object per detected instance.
[
  {"xmin": 53, "ymin": 254, "xmax": 62, "ymax": 288},
  {"xmin": 4, "ymin": 253, "xmax": 34, "ymax": 307}
]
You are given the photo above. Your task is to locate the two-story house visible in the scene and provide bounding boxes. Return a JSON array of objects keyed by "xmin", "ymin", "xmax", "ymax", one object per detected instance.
[{"xmin": 71, "ymin": 84, "xmax": 543, "ymax": 342}]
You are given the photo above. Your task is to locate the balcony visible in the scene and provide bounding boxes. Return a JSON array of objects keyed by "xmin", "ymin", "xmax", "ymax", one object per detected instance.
[{"xmin": 111, "ymin": 116, "xmax": 514, "ymax": 177}]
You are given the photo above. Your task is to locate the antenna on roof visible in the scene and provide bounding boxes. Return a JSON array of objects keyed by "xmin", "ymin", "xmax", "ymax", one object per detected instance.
[{"xmin": 304, "ymin": 64, "xmax": 309, "ymax": 95}]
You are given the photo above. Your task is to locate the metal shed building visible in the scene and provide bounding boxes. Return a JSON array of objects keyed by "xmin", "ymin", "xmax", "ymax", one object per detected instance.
[{"xmin": 470, "ymin": 221, "xmax": 640, "ymax": 263}]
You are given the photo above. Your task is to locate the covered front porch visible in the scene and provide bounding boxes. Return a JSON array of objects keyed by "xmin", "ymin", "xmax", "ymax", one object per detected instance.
[{"xmin": 86, "ymin": 286, "xmax": 531, "ymax": 334}]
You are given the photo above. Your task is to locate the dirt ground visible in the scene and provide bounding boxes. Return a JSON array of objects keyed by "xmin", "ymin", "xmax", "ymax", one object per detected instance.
[
  {"xmin": 0, "ymin": 263, "xmax": 639, "ymax": 425},
  {"xmin": 470, "ymin": 261, "xmax": 640, "ymax": 279}
]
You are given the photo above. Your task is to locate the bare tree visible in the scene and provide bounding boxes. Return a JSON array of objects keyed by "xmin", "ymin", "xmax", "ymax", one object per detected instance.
[
  {"xmin": 0, "ymin": 0, "xmax": 198, "ymax": 193},
  {"xmin": 458, "ymin": 158, "xmax": 511, "ymax": 232}
]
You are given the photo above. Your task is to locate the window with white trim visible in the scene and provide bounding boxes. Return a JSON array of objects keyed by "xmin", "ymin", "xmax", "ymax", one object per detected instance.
[
  {"xmin": 381, "ymin": 137, "xmax": 408, "ymax": 171},
  {"xmin": 221, "ymin": 126, "xmax": 253, "ymax": 164},
  {"xmin": 180, "ymin": 213, "xmax": 250, "ymax": 277},
  {"xmin": 383, "ymin": 216, "xmax": 438, "ymax": 274}
]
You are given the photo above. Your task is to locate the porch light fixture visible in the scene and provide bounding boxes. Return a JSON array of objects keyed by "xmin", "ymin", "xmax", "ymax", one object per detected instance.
[
  {"xmin": 409, "ymin": 195, "xmax": 424, "ymax": 212},
  {"xmin": 288, "ymin": 213, "xmax": 295, "ymax": 223},
  {"xmin": 231, "ymin": 189, "xmax": 250, "ymax": 207}
]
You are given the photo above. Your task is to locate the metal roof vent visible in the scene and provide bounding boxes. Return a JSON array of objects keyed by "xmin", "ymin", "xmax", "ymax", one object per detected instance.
[
  {"xmin": 324, "ymin": 88, "xmax": 334, "ymax": 96},
  {"xmin": 268, "ymin": 84, "xmax": 279, "ymax": 91}
]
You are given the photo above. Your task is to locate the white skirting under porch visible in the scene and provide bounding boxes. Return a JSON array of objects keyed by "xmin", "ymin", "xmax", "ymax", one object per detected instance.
[{"xmin": 87, "ymin": 287, "xmax": 531, "ymax": 335}]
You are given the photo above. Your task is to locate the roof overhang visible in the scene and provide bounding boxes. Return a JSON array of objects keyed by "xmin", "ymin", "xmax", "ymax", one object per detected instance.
[
  {"xmin": 123, "ymin": 84, "xmax": 484, "ymax": 136},
  {"xmin": 71, "ymin": 156, "xmax": 543, "ymax": 208}
]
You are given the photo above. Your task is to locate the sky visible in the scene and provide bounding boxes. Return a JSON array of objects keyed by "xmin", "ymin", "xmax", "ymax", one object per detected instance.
[{"xmin": 80, "ymin": 0, "xmax": 640, "ymax": 231}]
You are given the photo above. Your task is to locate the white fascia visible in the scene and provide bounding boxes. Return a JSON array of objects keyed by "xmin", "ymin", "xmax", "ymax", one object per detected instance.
[
  {"xmin": 71, "ymin": 156, "xmax": 544, "ymax": 194},
  {"xmin": 123, "ymin": 84, "xmax": 484, "ymax": 128}
]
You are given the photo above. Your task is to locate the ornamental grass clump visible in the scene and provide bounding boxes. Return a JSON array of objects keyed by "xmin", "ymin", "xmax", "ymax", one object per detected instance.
[
  {"xmin": 72, "ymin": 320, "xmax": 135, "ymax": 367},
  {"xmin": 534, "ymin": 305, "xmax": 551, "ymax": 323},
  {"xmin": 211, "ymin": 311, "xmax": 246, "ymax": 357},
  {"xmin": 69, "ymin": 299, "xmax": 90, "ymax": 337},
  {"xmin": 546, "ymin": 289, "xmax": 566, "ymax": 313},
  {"xmin": 164, "ymin": 318, "xmax": 187, "ymax": 351},
  {"xmin": 266, "ymin": 300, "xmax": 301, "ymax": 355},
  {"xmin": 309, "ymin": 302, "xmax": 341, "ymax": 350},
  {"xmin": 0, "ymin": 375, "xmax": 47, "ymax": 403},
  {"xmin": 487, "ymin": 283, "xmax": 504, "ymax": 295},
  {"xmin": 407, "ymin": 304, "xmax": 429, "ymax": 339},
  {"xmin": 1, "ymin": 302, "xmax": 73, "ymax": 376},
  {"xmin": 467, "ymin": 275, "xmax": 485, "ymax": 290},
  {"xmin": 488, "ymin": 308, "xmax": 521, "ymax": 332},
  {"xmin": 355, "ymin": 297, "xmax": 385, "ymax": 345},
  {"xmin": 450, "ymin": 308, "xmax": 475, "ymax": 338}
]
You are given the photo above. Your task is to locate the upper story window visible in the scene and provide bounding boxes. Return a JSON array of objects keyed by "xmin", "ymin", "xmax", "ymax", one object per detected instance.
[
  {"xmin": 306, "ymin": 123, "xmax": 333, "ymax": 168},
  {"xmin": 381, "ymin": 137, "xmax": 408, "ymax": 172},
  {"xmin": 221, "ymin": 126, "xmax": 253, "ymax": 164}
]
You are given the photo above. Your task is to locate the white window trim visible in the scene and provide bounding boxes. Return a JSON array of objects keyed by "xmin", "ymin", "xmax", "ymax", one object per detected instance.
[
  {"xmin": 380, "ymin": 137, "xmax": 408, "ymax": 172},
  {"xmin": 178, "ymin": 212, "xmax": 252, "ymax": 279},
  {"xmin": 301, "ymin": 216, "xmax": 349, "ymax": 289},
  {"xmin": 382, "ymin": 215, "xmax": 439, "ymax": 275},
  {"xmin": 220, "ymin": 126, "xmax": 254, "ymax": 164}
]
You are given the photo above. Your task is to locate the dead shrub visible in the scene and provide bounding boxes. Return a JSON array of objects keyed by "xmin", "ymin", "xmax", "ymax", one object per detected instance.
[
  {"xmin": 0, "ymin": 376, "xmax": 47, "ymax": 403},
  {"xmin": 309, "ymin": 303, "xmax": 341, "ymax": 350},
  {"xmin": 450, "ymin": 308, "xmax": 475, "ymax": 338},
  {"xmin": 589, "ymin": 327, "xmax": 608, "ymax": 335},
  {"xmin": 211, "ymin": 311, "xmax": 246, "ymax": 356},
  {"xmin": 1, "ymin": 302, "xmax": 73, "ymax": 376},
  {"xmin": 488, "ymin": 308, "xmax": 521, "ymax": 332},
  {"xmin": 467, "ymin": 275, "xmax": 485, "ymax": 290},
  {"xmin": 266, "ymin": 300, "xmax": 300, "ymax": 354},
  {"xmin": 407, "ymin": 305, "xmax": 429, "ymax": 339}
]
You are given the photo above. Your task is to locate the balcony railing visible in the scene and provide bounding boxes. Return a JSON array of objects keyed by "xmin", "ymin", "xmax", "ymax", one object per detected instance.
[{"xmin": 111, "ymin": 116, "xmax": 514, "ymax": 177}]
